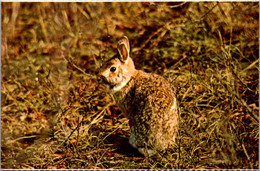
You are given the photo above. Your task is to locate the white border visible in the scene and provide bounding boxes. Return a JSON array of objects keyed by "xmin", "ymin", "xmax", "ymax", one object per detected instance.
[{"xmin": 1, "ymin": 0, "xmax": 260, "ymax": 2}]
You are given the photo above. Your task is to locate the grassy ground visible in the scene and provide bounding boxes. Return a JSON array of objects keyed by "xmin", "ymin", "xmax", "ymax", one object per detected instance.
[{"xmin": 1, "ymin": 2, "xmax": 259, "ymax": 169}]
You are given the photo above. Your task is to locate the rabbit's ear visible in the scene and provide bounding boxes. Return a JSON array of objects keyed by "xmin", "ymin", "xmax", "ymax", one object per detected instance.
[{"xmin": 117, "ymin": 36, "xmax": 130, "ymax": 62}]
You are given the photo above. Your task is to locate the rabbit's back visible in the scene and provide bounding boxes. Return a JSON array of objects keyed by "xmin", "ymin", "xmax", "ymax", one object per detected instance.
[{"xmin": 113, "ymin": 70, "xmax": 179, "ymax": 151}]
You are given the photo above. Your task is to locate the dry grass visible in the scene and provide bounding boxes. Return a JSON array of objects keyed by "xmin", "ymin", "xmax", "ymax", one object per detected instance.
[{"xmin": 1, "ymin": 2, "xmax": 259, "ymax": 169}]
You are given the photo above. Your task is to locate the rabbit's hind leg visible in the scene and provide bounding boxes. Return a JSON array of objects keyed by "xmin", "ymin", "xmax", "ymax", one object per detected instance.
[
  {"xmin": 129, "ymin": 133, "xmax": 156, "ymax": 157},
  {"xmin": 129, "ymin": 132, "xmax": 138, "ymax": 148}
]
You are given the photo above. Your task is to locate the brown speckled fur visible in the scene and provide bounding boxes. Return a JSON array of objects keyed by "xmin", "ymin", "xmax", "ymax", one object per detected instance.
[{"xmin": 99, "ymin": 36, "xmax": 179, "ymax": 156}]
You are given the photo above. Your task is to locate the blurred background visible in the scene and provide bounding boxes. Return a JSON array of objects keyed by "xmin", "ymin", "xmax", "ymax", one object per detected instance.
[{"xmin": 1, "ymin": 2, "xmax": 259, "ymax": 169}]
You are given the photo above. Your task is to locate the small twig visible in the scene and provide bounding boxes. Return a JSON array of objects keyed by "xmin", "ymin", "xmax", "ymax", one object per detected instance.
[
  {"xmin": 241, "ymin": 58, "xmax": 259, "ymax": 73},
  {"xmin": 7, "ymin": 135, "xmax": 38, "ymax": 144},
  {"xmin": 63, "ymin": 54, "xmax": 96, "ymax": 79},
  {"xmin": 242, "ymin": 143, "xmax": 252, "ymax": 168},
  {"xmin": 46, "ymin": 78, "xmax": 61, "ymax": 110},
  {"xmin": 231, "ymin": 122, "xmax": 253, "ymax": 169},
  {"xmin": 95, "ymin": 148, "xmax": 109, "ymax": 169},
  {"xmin": 169, "ymin": 2, "xmax": 187, "ymax": 9},
  {"xmin": 102, "ymin": 120, "xmax": 128, "ymax": 141},
  {"xmin": 37, "ymin": 5, "xmax": 49, "ymax": 43},
  {"xmin": 195, "ymin": 3, "xmax": 218, "ymax": 23},
  {"xmin": 59, "ymin": 119, "xmax": 82, "ymax": 147}
]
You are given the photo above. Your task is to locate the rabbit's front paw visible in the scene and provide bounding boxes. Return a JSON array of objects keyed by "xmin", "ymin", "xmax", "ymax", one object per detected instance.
[{"xmin": 138, "ymin": 148, "xmax": 156, "ymax": 157}]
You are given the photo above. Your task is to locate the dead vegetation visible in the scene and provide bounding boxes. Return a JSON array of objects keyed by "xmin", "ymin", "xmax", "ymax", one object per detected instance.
[{"xmin": 1, "ymin": 2, "xmax": 259, "ymax": 169}]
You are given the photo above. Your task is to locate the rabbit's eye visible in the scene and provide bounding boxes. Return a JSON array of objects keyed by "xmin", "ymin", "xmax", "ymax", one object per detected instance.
[{"xmin": 110, "ymin": 67, "xmax": 117, "ymax": 72}]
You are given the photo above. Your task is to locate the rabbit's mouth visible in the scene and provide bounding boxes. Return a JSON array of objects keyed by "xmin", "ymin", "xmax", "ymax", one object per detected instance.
[{"xmin": 99, "ymin": 75, "xmax": 116, "ymax": 89}]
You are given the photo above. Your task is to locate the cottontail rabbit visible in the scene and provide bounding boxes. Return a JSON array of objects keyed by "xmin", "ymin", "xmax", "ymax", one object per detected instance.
[{"xmin": 99, "ymin": 36, "xmax": 179, "ymax": 156}]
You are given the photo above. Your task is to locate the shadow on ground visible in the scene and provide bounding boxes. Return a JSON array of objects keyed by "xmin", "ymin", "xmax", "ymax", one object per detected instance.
[{"xmin": 104, "ymin": 134, "xmax": 143, "ymax": 157}]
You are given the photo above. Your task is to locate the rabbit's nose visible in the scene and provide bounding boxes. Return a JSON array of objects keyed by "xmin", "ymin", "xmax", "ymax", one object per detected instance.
[{"xmin": 99, "ymin": 75, "xmax": 109, "ymax": 85}]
